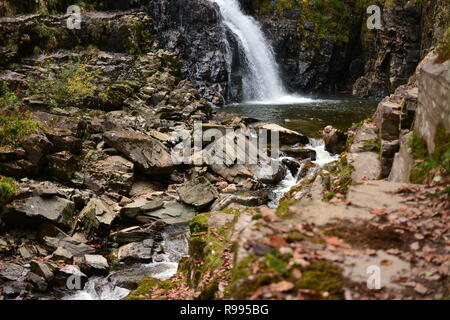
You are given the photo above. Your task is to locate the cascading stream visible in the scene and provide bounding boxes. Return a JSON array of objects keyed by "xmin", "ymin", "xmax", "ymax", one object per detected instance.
[{"xmin": 211, "ymin": 0, "xmax": 311, "ymax": 104}]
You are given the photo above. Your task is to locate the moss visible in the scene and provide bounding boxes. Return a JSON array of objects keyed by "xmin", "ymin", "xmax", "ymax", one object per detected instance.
[
  {"xmin": 252, "ymin": 213, "xmax": 263, "ymax": 220},
  {"xmin": 189, "ymin": 212, "xmax": 211, "ymax": 234},
  {"xmin": 286, "ymin": 231, "xmax": 326, "ymax": 245},
  {"xmin": 295, "ymin": 261, "xmax": 344, "ymax": 299},
  {"xmin": 363, "ymin": 138, "xmax": 381, "ymax": 152},
  {"xmin": 0, "ymin": 116, "xmax": 44, "ymax": 146},
  {"xmin": 276, "ymin": 199, "xmax": 297, "ymax": 218},
  {"xmin": 409, "ymin": 125, "xmax": 450, "ymax": 184},
  {"xmin": 321, "ymin": 155, "xmax": 354, "ymax": 201},
  {"xmin": 0, "ymin": 176, "xmax": 16, "ymax": 204},
  {"xmin": 125, "ymin": 277, "xmax": 173, "ymax": 300}
]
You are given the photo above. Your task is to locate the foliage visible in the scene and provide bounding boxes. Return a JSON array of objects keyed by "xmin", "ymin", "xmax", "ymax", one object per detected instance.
[
  {"xmin": 0, "ymin": 176, "xmax": 16, "ymax": 204},
  {"xmin": 29, "ymin": 60, "xmax": 98, "ymax": 108}
]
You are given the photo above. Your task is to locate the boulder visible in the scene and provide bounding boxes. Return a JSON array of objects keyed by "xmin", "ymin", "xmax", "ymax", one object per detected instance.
[
  {"xmin": 103, "ymin": 130, "xmax": 175, "ymax": 176},
  {"xmin": 20, "ymin": 134, "xmax": 53, "ymax": 167},
  {"xmin": 82, "ymin": 254, "xmax": 109, "ymax": 275},
  {"xmin": 177, "ymin": 177, "xmax": 219, "ymax": 209},
  {"xmin": 374, "ymin": 101, "xmax": 401, "ymax": 141},
  {"xmin": 43, "ymin": 236, "xmax": 95, "ymax": 257},
  {"xmin": 30, "ymin": 261, "xmax": 54, "ymax": 282},
  {"xmin": 120, "ymin": 198, "xmax": 164, "ymax": 219},
  {"xmin": 280, "ymin": 146, "xmax": 317, "ymax": 160},
  {"xmin": 254, "ymin": 123, "xmax": 309, "ymax": 145},
  {"xmin": 113, "ymin": 224, "xmax": 164, "ymax": 244},
  {"xmin": 78, "ymin": 199, "xmax": 117, "ymax": 237},
  {"xmin": 26, "ymin": 272, "xmax": 48, "ymax": 292},
  {"xmin": 83, "ymin": 155, "xmax": 134, "ymax": 195},
  {"xmin": 138, "ymin": 201, "xmax": 196, "ymax": 226},
  {"xmin": 2, "ymin": 281, "xmax": 30, "ymax": 298},
  {"xmin": 47, "ymin": 151, "xmax": 78, "ymax": 182},
  {"xmin": 112, "ymin": 240, "xmax": 154, "ymax": 263},
  {"xmin": 322, "ymin": 125, "xmax": 347, "ymax": 154},
  {"xmin": 54, "ymin": 265, "xmax": 87, "ymax": 288},
  {"xmin": 50, "ymin": 247, "xmax": 73, "ymax": 264},
  {"xmin": 0, "ymin": 262, "xmax": 28, "ymax": 281},
  {"xmin": 9, "ymin": 196, "xmax": 75, "ymax": 230}
]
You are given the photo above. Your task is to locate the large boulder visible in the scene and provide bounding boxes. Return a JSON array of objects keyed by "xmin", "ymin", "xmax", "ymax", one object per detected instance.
[
  {"xmin": 43, "ymin": 236, "xmax": 95, "ymax": 257},
  {"xmin": 138, "ymin": 201, "xmax": 196, "ymax": 226},
  {"xmin": 112, "ymin": 240, "xmax": 154, "ymax": 263},
  {"xmin": 103, "ymin": 130, "xmax": 175, "ymax": 176},
  {"xmin": 8, "ymin": 196, "xmax": 75, "ymax": 230},
  {"xmin": 20, "ymin": 134, "xmax": 53, "ymax": 168},
  {"xmin": 177, "ymin": 177, "xmax": 219, "ymax": 209}
]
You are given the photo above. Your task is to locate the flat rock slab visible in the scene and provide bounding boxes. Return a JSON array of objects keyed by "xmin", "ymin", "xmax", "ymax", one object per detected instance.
[
  {"xmin": 177, "ymin": 177, "xmax": 218, "ymax": 209},
  {"xmin": 141, "ymin": 201, "xmax": 196, "ymax": 226},
  {"xmin": 348, "ymin": 152, "xmax": 381, "ymax": 182},
  {"xmin": 289, "ymin": 200, "xmax": 372, "ymax": 226},
  {"xmin": 347, "ymin": 180, "xmax": 412, "ymax": 211},
  {"xmin": 10, "ymin": 196, "xmax": 75, "ymax": 230},
  {"xmin": 342, "ymin": 250, "xmax": 410, "ymax": 290},
  {"xmin": 0, "ymin": 263, "xmax": 28, "ymax": 281}
]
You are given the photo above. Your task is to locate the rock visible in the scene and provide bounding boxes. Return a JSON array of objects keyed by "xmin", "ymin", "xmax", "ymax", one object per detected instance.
[
  {"xmin": 26, "ymin": 272, "xmax": 48, "ymax": 292},
  {"xmin": 78, "ymin": 199, "xmax": 117, "ymax": 237},
  {"xmin": 18, "ymin": 246, "xmax": 33, "ymax": 260},
  {"xmin": 103, "ymin": 130, "xmax": 175, "ymax": 176},
  {"xmin": 120, "ymin": 198, "xmax": 164, "ymax": 219},
  {"xmin": 83, "ymin": 254, "xmax": 109, "ymax": 275},
  {"xmin": 47, "ymin": 151, "xmax": 78, "ymax": 182},
  {"xmin": 323, "ymin": 125, "xmax": 347, "ymax": 154},
  {"xmin": 9, "ymin": 196, "xmax": 75, "ymax": 230},
  {"xmin": 30, "ymin": 261, "xmax": 54, "ymax": 282},
  {"xmin": 0, "ymin": 262, "xmax": 28, "ymax": 281},
  {"xmin": 348, "ymin": 152, "xmax": 382, "ymax": 182},
  {"xmin": 112, "ymin": 240, "xmax": 154, "ymax": 263},
  {"xmin": 374, "ymin": 101, "xmax": 401, "ymax": 141},
  {"xmin": 138, "ymin": 201, "xmax": 196, "ymax": 226},
  {"xmin": 211, "ymin": 195, "xmax": 266, "ymax": 211},
  {"xmin": 254, "ymin": 123, "xmax": 309, "ymax": 145},
  {"xmin": 19, "ymin": 133, "xmax": 53, "ymax": 166},
  {"xmin": 47, "ymin": 131, "xmax": 82, "ymax": 155},
  {"xmin": 177, "ymin": 177, "xmax": 219, "ymax": 209},
  {"xmin": 280, "ymin": 146, "xmax": 316, "ymax": 160},
  {"xmin": 54, "ymin": 265, "xmax": 87, "ymax": 288},
  {"xmin": 50, "ymin": 247, "xmax": 73, "ymax": 264},
  {"xmin": 35, "ymin": 181, "xmax": 59, "ymax": 197},
  {"xmin": 2, "ymin": 281, "xmax": 29, "ymax": 297},
  {"xmin": 83, "ymin": 155, "xmax": 134, "ymax": 195},
  {"xmin": 349, "ymin": 123, "xmax": 379, "ymax": 153},
  {"xmin": 43, "ymin": 236, "xmax": 95, "ymax": 257},
  {"xmin": 389, "ymin": 133, "xmax": 414, "ymax": 183},
  {"xmin": 113, "ymin": 224, "xmax": 164, "ymax": 244}
]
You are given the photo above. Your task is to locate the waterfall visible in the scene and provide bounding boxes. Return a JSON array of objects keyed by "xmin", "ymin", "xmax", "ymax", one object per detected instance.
[{"xmin": 212, "ymin": 0, "xmax": 312, "ymax": 104}]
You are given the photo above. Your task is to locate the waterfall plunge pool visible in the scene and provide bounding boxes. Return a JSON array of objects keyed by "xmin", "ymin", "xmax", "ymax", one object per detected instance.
[{"xmin": 224, "ymin": 94, "xmax": 379, "ymax": 138}]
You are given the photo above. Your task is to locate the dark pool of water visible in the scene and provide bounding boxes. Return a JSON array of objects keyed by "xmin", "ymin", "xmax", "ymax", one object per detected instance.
[{"xmin": 224, "ymin": 94, "xmax": 379, "ymax": 137}]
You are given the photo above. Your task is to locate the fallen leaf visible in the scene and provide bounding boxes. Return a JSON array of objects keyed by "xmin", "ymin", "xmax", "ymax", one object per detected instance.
[
  {"xmin": 414, "ymin": 283, "xmax": 428, "ymax": 295},
  {"xmin": 370, "ymin": 208, "xmax": 386, "ymax": 215},
  {"xmin": 324, "ymin": 236, "xmax": 351, "ymax": 249},
  {"xmin": 270, "ymin": 281, "xmax": 294, "ymax": 292},
  {"xmin": 380, "ymin": 259, "xmax": 393, "ymax": 266}
]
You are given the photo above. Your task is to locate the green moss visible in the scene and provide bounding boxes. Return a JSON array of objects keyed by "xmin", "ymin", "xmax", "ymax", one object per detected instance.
[
  {"xmin": 286, "ymin": 231, "xmax": 326, "ymax": 244},
  {"xmin": 189, "ymin": 212, "xmax": 211, "ymax": 234},
  {"xmin": 0, "ymin": 116, "xmax": 44, "ymax": 146},
  {"xmin": 295, "ymin": 261, "xmax": 344, "ymax": 299},
  {"xmin": 252, "ymin": 213, "xmax": 263, "ymax": 220},
  {"xmin": 321, "ymin": 155, "xmax": 354, "ymax": 201},
  {"xmin": 409, "ymin": 126, "xmax": 450, "ymax": 184},
  {"xmin": 0, "ymin": 176, "xmax": 16, "ymax": 204},
  {"xmin": 276, "ymin": 199, "xmax": 297, "ymax": 218},
  {"xmin": 125, "ymin": 277, "xmax": 173, "ymax": 300},
  {"xmin": 363, "ymin": 138, "xmax": 381, "ymax": 152}
]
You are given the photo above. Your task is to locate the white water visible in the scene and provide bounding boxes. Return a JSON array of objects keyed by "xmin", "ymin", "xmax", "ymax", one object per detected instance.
[
  {"xmin": 269, "ymin": 139, "xmax": 338, "ymax": 207},
  {"xmin": 62, "ymin": 229, "xmax": 189, "ymax": 300},
  {"xmin": 211, "ymin": 0, "xmax": 312, "ymax": 104}
]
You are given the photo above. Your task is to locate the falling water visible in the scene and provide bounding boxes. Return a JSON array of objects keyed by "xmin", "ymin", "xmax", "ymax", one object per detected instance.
[{"xmin": 211, "ymin": 0, "xmax": 311, "ymax": 104}]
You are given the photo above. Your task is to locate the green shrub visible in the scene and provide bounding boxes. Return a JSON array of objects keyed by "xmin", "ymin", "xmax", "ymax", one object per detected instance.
[{"xmin": 0, "ymin": 176, "xmax": 16, "ymax": 203}]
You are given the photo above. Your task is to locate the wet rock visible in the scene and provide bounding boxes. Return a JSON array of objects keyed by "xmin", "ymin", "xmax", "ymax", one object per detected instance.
[
  {"xmin": 2, "ymin": 281, "xmax": 29, "ymax": 298},
  {"xmin": 280, "ymin": 146, "xmax": 316, "ymax": 160},
  {"xmin": 323, "ymin": 126, "xmax": 347, "ymax": 155},
  {"xmin": 112, "ymin": 240, "xmax": 154, "ymax": 263},
  {"xmin": 54, "ymin": 265, "xmax": 87, "ymax": 288},
  {"xmin": 43, "ymin": 236, "xmax": 95, "ymax": 257},
  {"xmin": 103, "ymin": 130, "xmax": 175, "ymax": 176},
  {"xmin": 177, "ymin": 177, "xmax": 219, "ymax": 209},
  {"xmin": 78, "ymin": 199, "xmax": 117, "ymax": 237},
  {"xmin": 82, "ymin": 254, "xmax": 109, "ymax": 275},
  {"xmin": 30, "ymin": 261, "xmax": 54, "ymax": 282},
  {"xmin": 120, "ymin": 198, "xmax": 164, "ymax": 219},
  {"xmin": 8, "ymin": 196, "xmax": 75, "ymax": 230},
  {"xmin": 0, "ymin": 262, "xmax": 28, "ymax": 281},
  {"xmin": 113, "ymin": 225, "xmax": 163, "ymax": 244},
  {"xmin": 138, "ymin": 201, "xmax": 196, "ymax": 226},
  {"xmin": 26, "ymin": 272, "xmax": 48, "ymax": 292}
]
